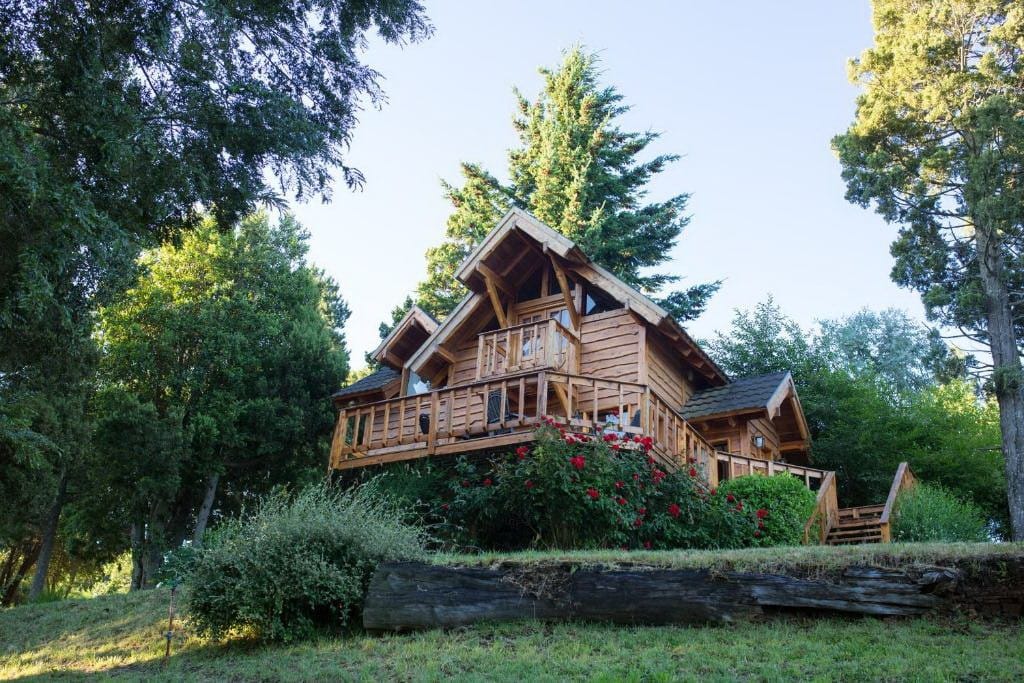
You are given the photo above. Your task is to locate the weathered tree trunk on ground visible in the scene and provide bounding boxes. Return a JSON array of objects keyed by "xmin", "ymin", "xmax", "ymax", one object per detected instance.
[
  {"xmin": 363, "ymin": 561, "xmax": 978, "ymax": 632},
  {"xmin": 28, "ymin": 471, "xmax": 68, "ymax": 601},
  {"xmin": 975, "ymin": 224, "xmax": 1024, "ymax": 541},
  {"xmin": 191, "ymin": 472, "xmax": 220, "ymax": 547}
]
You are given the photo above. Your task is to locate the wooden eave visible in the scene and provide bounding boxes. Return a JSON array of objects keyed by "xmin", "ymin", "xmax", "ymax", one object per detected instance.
[
  {"xmin": 409, "ymin": 208, "xmax": 730, "ymax": 386},
  {"xmin": 370, "ymin": 305, "xmax": 438, "ymax": 367}
]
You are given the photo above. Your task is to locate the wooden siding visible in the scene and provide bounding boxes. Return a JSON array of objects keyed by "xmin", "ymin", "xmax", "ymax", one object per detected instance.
[
  {"xmin": 450, "ymin": 336, "xmax": 480, "ymax": 386},
  {"xmin": 645, "ymin": 336, "xmax": 696, "ymax": 410},
  {"xmin": 579, "ymin": 310, "xmax": 641, "ymax": 384}
]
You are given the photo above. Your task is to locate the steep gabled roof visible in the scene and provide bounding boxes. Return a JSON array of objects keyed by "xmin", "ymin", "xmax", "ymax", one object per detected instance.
[
  {"xmin": 331, "ymin": 366, "xmax": 400, "ymax": 401},
  {"xmin": 680, "ymin": 371, "xmax": 792, "ymax": 420},
  {"xmin": 370, "ymin": 305, "xmax": 438, "ymax": 368},
  {"xmin": 408, "ymin": 207, "xmax": 728, "ymax": 385}
]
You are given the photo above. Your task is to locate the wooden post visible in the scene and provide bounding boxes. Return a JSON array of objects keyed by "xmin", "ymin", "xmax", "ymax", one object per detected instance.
[
  {"xmin": 538, "ymin": 371, "xmax": 548, "ymax": 419},
  {"xmin": 427, "ymin": 391, "xmax": 439, "ymax": 455}
]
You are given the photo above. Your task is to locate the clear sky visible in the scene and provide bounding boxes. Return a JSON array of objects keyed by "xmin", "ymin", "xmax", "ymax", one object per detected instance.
[{"xmin": 292, "ymin": 0, "xmax": 926, "ymax": 370}]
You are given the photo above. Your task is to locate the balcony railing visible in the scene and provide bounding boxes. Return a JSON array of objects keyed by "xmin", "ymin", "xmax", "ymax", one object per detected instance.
[
  {"xmin": 476, "ymin": 319, "xmax": 579, "ymax": 380},
  {"xmin": 330, "ymin": 369, "xmax": 831, "ymax": 491}
]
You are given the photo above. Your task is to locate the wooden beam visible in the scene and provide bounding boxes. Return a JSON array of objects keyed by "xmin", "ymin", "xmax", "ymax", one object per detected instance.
[
  {"xmin": 477, "ymin": 263, "xmax": 515, "ymax": 297},
  {"xmin": 484, "ymin": 275, "xmax": 508, "ymax": 328},
  {"xmin": 552, "ymin": 382, "xmax": 571, "ymax": 417},
  {"xmin": 548, "ymin": 254, "xmax": 581, "ymax": 330},
  {"xmin": 434, "ymin": 345, "xmax": 456, "ymax": 364}
]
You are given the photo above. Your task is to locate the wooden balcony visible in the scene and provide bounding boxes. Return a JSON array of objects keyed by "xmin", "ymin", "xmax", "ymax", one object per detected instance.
[
  {"xmin": 329, "ymin": 369, "xmax": 832, "ymax": 492},
  {"xmin": 476, "ymin": 319, "xmax": 579, "ymax": 380}
]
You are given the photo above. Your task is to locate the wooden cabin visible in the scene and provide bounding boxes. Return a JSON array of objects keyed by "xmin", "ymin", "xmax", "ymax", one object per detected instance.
[{"xmin": 329, "ymin": 208, "xmax": 820, "ymax": 489}]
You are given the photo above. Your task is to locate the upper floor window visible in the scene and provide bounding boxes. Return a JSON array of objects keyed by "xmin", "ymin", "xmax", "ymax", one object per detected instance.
[{"xmin": 405, "ymin": 370, "xmax": 430, "ymax": 396}]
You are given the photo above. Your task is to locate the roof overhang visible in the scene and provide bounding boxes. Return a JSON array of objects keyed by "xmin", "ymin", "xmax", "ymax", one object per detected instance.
[
  {"xmin": 409, "ymin": 207, "xmax": 729, "ymax": 385},
  {"xmin": 371, "ymin": 305, "xmax": 438, "ymax": 369}
]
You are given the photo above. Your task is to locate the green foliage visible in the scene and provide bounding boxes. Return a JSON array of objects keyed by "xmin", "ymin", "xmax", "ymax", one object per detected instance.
[
  {"xmin": 706, "ymin": 299, "xmax": 1007, "ymax": 533},
  {"xmin": 89, "ymin": 213, "xmax": 350, "ymax": 585},
  {"xmin": 892, "ymin": 484, "xmax": 988, "ymax": 543},
  {"xmin": 377, "ymin": 425, "xmax": 759, "ymax": 551},
  {"xmin": 412, "ymin": 48, "xmax": 719, "ymax": 322},
  {"xmin": 185, "ymin": 484, "xmax": 426, "ymax": 642},
  {"xmin": 0, "ymin": 0, "xmax": 430, "ymax": 375},
  {"xmin": 718, "ymin": 475, "xmax": 817, "ymax": 547},
  {"xmin": 833, "ymin": 0, "xmax": 1024, "ymax": 348}
]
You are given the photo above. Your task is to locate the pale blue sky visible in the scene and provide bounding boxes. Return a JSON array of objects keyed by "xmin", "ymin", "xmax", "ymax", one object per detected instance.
[{"xmin": 293, "ymin": 0, "xmax": 925, "ymax": 369}]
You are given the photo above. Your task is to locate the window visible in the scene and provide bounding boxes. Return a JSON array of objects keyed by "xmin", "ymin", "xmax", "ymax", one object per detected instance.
[
  {"xmin": 711, "ymin": 439, "xmax": 730, "ymax": 454},
  {"xmin": 405, "ymin": 371, "xmax": 430, "ymax": 396}
]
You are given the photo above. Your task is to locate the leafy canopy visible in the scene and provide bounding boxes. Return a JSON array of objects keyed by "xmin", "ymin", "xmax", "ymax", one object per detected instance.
[
  {"xmin": 87, "ymin": 213, "xmax": 350, "ymax": 579},
  {"xmin": 412, "ymin": 48, "xmax": 719, "ymax": 322},
  {"xmin": 0, "ymin": 0, "xmax": 430, "ymax": 375}
]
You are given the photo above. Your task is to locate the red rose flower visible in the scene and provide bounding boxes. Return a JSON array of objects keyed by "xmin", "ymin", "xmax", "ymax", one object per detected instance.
[
  {"xmin": 756, "ymin": 508, "xmax": 768, "ymax": 519},
  {"xmin": 483, "ymin": 478, "xmax": 492, "ymax": 487},
  {"xmin": 632, "ymin": 473, "xmax": 640, "ymax": 481},
  {"xmin": 461, "ymin": 480, "xmax": 470, "ymax": 488},
  {"xmin": 688, "ymin": 467, "xmax": 697, "ymax": 478},
  {"xmin": 637, "ymin": 507, "xmax": 647, "ymax": 516},
  {"xmin": 726, "ymin": 493, "xmax": 735, "ymax": 502},
  {"xmin": 735, "ymin": 502, "xmax": 744, "ymax": 511},
  {"xmin": 603, "ymin": 433, "xmax": 618, "ymax": 442},
  {"xmin": 710, "ymin": 488, "xmax": 717, "ymax": 495},
  {"xmin": 441, "ymin": 503, "xmax": 450, "ymax": 511},
  {"xmin": 614, "ymin": 480, "xmax": 625, "ymax": 490},
  {"xmin": 516, "ymin": 446, "xmax": 529, "ymax": 459},
  {"xmin": 758, "ymin": 521, "xmax": 765, "ymax": 529},
  {"xmin": 569, "ymin": 455, "xmax": 586, "ymax": 470},
  {"xmin": 611, "ymin": 444, "xmax": 621, "ymax": 451},
  {"xmin": 668, "ymin": 503, "xmax": 681, "ymax": 518},
  {"xmin": 617, "ymin": 497, "xmax": 628, "ymax": 506},
  {"xmin": 586, "ymin": 487, "xmax": 600, "ymax": 500},
  {"xmin": 525, "ymin": 480, "xmax": 535, "ymax": 489},
  {"xmin": 754, "ymin": 530, "xmax": 762, "ymax": 538},
  {"xmin": 633, "ymin": 517, "xmax": 643, "ymax": 527}
]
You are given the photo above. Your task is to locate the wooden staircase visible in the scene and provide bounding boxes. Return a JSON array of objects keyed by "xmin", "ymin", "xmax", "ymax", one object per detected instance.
[
  {"xmin": 805, "ymin": 463, "xmax": 917, "ymax": 546},
  {"xmin": 826, "ymin": 505, "xmax": 884, "ymax": 545}
]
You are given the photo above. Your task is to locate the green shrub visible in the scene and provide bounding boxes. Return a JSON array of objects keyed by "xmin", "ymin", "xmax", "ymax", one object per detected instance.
[
  {"xmin": 718, "ymin": 473, "xmax": 817, "ymax": 547},
  {"xmin": 891, "ymin": 483, "xmax": 988, "ymax": 542},
  {"xmin": 184, "ymin": 483, "xmax": 426, "ymax": 642},
  {"xmin": 428, "ymin": 423, "xmax": 757, "ymax": 550}
]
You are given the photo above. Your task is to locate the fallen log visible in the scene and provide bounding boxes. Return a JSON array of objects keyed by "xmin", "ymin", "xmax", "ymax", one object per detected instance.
[{"xmin": 363, "ymin": 561, "xmax": 964, "ymax": 631}]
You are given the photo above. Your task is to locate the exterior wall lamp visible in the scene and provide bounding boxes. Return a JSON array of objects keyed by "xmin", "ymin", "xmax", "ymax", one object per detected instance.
[{"xmin": 752, "ymin": 434, "xmax": 766, "ymax": 450}]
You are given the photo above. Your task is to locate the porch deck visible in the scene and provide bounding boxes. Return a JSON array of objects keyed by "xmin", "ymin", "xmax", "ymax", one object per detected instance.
[{"xmin": 329, "ymin": 369, "xmax": 828, "ymax": 490}]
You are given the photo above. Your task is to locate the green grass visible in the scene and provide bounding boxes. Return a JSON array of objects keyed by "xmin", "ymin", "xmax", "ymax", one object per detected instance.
[
  {"xmin": 435, "ymin": 541, "xmax": 1024, "ymax": 576},
  {"xmin": 2, "ymin": 569, "xmax": 1022, "ymax": 682}
]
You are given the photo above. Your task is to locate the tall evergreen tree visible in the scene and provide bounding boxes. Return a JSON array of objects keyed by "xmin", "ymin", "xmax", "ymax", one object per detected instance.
[
  {"xmin": 832, "ymin": 0, "xmax": 1024, "ymax": 538},
  {"xmin": 91, "ymin": 213, "xmax": 350, "ymax": 588},
  {"xmin": 414, "ymin": 48, "xmax": 719, "ymax": 321}
]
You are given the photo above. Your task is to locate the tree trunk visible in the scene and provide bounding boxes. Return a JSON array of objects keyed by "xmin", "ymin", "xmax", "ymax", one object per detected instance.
[
  {"xmin": 192, "ymin": 472, "xmax": 220, "ymax": 547},
  {"xmin": 28, "ymin": 471, "xmax": 68, "ymax": 601},
  {"xmin": 0, "ymin": 541, "xmax": 41, "ymax": 606},
  {"xmin": 975, "ymin": 225, "xmax": 1024, "ymax": 540}
]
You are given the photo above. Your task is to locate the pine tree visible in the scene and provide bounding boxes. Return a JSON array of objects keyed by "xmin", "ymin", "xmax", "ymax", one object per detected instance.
[{"xmin": 414, "ymin": 48, "xmax": 718, "ymax": 322}]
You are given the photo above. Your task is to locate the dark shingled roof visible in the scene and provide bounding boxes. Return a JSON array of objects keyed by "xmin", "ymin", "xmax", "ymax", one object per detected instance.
[
  {"xmin": 332, "ymin": 366, "xmax": 400, "ymax": 400},
  {"xmin": 680, "ymin": 371, "xmax": 790, "ymax": 420}
]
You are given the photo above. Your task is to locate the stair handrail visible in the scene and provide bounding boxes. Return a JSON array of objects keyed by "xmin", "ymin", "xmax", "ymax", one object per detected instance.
[
  {"xmin": 802, "ymin": 470, "xmax": 839, "ymax": 544},
  {"xmin": 878, "ymin": 462, "xmax": 916, "ymax": 542}
]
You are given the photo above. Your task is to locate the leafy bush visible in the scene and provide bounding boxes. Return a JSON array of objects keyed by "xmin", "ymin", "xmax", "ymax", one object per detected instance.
[
  {"xmin": 185, "ymin": 483, "xmax": 426, "ymax": 642},
  {"xmin": 891, "ymin": 483, "xmax": 988, "ymax": 543},
  {"xmin": 718, "ymin": 474, "xmax": 817, "ymax": 547},
  {"xmin": 422, "ymin": 423, "xmax": 758, "ymax": 551}
]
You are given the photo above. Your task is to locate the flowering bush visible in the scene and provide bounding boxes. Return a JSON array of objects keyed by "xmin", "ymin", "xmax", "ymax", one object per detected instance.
[
  {"xmin": 717, "ymin": 473, "xmax": 817, "ymax": 547},
  {"xmin": 435, "ymin": 422, "xmax": 757, "ymax": 550}
]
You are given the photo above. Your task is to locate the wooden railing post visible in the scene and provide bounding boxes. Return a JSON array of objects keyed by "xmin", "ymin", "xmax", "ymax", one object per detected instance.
[
  {"xmin": 878, "ymin": 462, "xmax": 915, "ymax": 543},
  {"xmin": 427, "ymin": 391, "xmax": 439, "ymax": 455}
]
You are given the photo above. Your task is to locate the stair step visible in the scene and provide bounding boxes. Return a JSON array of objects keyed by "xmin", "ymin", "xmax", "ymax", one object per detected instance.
[
  {"xmin": 828, "ymin": 525, "xmax": 881, "ymax": 536},
  {"xmin": 833, "ymin": 519, "xmax": 882, "ymax": 529}
]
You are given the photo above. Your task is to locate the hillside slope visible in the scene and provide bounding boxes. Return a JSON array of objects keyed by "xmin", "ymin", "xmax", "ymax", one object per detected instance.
[{"xmin": 1, "ymin": 548, "xmax": 1023, "ymax": 681}]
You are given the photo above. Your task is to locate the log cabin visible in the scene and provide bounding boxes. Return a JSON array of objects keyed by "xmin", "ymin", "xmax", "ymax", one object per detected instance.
[{"xmin": 329, "ymin": 208, "xmax": 823, "ymax": 486}]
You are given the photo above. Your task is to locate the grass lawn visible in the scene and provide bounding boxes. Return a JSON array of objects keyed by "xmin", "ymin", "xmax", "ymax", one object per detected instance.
[{"xmin": 2, "ymin": 544, "xmax": 1023, "ymax": 682}]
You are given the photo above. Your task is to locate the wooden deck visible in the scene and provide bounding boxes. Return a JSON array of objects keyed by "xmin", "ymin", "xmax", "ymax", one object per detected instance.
[{"xmin": 329, "ymin": 369, "xmax": 831, "ymax": 492}]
